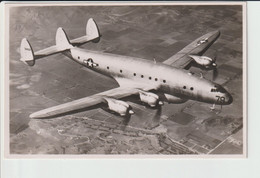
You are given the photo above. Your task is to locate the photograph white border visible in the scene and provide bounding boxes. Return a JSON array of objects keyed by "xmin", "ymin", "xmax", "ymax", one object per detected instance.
[
  {"xmin": 2, "ymin": 1, "xmax": 247, "ymax": 160},
  {"xmin": 3, "ymin": 1, "xmax": 260, "ymax": 178}
]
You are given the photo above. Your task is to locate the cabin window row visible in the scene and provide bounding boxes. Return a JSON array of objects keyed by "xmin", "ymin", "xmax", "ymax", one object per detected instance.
[
  {"xmin": 133, "ymin": 72, "xmax": 166, "ymax": 83},
  {"xmin": 82, "ymin": 63, "xmax": 193, "ymax": 90},
  {"xmin": 106, "ymin": 66, "xmax": 166, "ymax": 83}
]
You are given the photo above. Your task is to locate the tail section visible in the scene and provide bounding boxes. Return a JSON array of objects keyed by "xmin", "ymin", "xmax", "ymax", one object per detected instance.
[
  {"xmin": 20, "ymin": 18, "xmax": 101, "ymax": 66},
  {"xmin": 20, "ymin": 38, "xmax": 35, "ymax": 66},
  {"xmin": 19, "ymin": 28, "xmax": 72, "ymax": 66}
]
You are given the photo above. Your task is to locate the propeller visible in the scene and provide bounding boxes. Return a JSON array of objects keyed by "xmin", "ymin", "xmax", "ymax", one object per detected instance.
[
  {"xmin": 212, "ymin": 66, "xmax": 218, "ymax": 81},
  {"xmin": 211, "ymin": 53, "xmax": 218, "ymax": 81},
  {"xmin": 152, "ymin": 104, "xmax": 162, "ymax": 123},
  {"xmin": 189, "ymin": 53, "xmax": 219, "ymax": 81},
  {"xmin": 143, "ymin": 103, "xmax": 162, "ymax": 129},
  {"xmin": 121, "ymin": 114, "xmax": 131, "ymax": 130},
  {"xmin": 122, "ymin": 104, "xmax": 134, "ymax": 128}
]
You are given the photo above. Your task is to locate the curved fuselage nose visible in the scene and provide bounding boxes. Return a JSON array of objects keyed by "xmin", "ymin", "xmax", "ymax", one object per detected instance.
[
  {"xmin": 199, "ymin": 81, "xmax": 233, "ymax": 105},
  {"xmin": 214, "ymin": 90, "xmax": 233, "ymax": 105},
  {"xmin": 162, "ymin": 67, "xmax": 233, "ymax": 106}
]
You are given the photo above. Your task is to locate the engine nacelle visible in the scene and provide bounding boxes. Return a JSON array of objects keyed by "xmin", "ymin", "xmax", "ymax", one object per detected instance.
[
  {"xmin": 139, "ymin": 91, "xmax": 163, "ymax": 107},
  {"xmin": 163, "ymin": 94, "xmax": 187, "ymax": 104},
  {"xmin": 103, "ymin": 97, "xmax": 134, "ymax": 116},
  {"xmin": 189, "ymin": 55, "xmax": 216, "ymax": 68}
]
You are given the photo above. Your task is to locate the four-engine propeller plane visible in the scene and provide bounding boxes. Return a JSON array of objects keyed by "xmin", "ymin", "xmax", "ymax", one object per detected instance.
[{"xmin": 20, "ymin": 18, "xmax": 233, "ymax": 119}]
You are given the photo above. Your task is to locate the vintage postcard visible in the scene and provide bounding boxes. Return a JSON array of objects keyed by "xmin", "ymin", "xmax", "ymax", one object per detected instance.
[{"xmin": 3, "ymin": 2, "xmax": 246, "ymax": 157}]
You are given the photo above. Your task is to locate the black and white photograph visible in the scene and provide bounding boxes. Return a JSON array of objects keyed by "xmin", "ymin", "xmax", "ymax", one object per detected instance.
[{"xmin": 6, "ymin": 3, "xmax": 246, "ymax": 156}]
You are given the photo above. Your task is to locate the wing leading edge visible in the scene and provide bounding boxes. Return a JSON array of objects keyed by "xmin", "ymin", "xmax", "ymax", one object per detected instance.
[
  {"xmin": 30, "ymin": 87, "xmax": 145, "ymax": 119},
  {"xmin": 163, "ymin": 30, "xmax": 220, "ymax": 69}
]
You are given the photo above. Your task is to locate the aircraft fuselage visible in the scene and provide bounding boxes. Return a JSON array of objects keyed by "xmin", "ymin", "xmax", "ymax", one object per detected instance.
[{"xmin": 63, "ymin": 47, "xmax": 232, "ymax": 105}]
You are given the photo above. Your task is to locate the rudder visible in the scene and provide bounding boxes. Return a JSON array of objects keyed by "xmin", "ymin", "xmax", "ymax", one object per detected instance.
[
  {"xmin": 20, "ymin": 38, "xmax": 35, "ymax": 66},
  {"xmin": 86, "ymin": 18, "xmax": 100, "ymax": 43}
]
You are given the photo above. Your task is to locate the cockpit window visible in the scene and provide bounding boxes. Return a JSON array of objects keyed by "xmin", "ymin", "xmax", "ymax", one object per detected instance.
[{"xmin": 211, "ymin": 84, "xmax": 226, "ymax": 93}]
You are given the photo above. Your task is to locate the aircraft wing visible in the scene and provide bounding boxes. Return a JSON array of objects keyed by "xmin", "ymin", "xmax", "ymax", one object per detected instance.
[
  {"xmin": 163, "ymin": 30, "xmax": 220, "ymax": 69},
  {"xmin": 29, "ymin": 86, "xmax": 149, "ymax": 119}
]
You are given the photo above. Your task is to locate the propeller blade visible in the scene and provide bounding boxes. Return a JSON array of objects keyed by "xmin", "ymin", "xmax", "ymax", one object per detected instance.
[
  {"xmin": 211, "ymin": 51, "xmax": 218, "ymax": 81},
  {"xmin": 121, "ymin": 114, "xmax": 131, "ymax": 130},
  {"xmin": 144, "ymin": 105, "xmax": 162, "ymax": 129},
  {"xmin": 212, "ymin": 50, "xmax": 217, "ymax": 62},
  {"xmin": 152, "ymin": 105, "xmax": 162, "ymax": 123},
  {"xmin": 212, "ymin": 55, "xmax": 216, "ymax": 63},
  {"xmin": 212, "ymin": 67, "xmax": 218, "ymax": 81}
]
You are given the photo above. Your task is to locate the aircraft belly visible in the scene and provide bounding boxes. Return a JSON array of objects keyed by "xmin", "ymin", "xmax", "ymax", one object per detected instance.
[
  {"xmin": 162, "ymin": 82, "xmax": 209, "ymax": 102},
  {"xmin": 161, "ymin": 85, "xmax": 184, "ymax": 99}
]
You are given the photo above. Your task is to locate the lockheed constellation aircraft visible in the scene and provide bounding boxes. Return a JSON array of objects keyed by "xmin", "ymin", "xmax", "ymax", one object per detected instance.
[{"xmin": 20, "ymin": 18, "xmax": 232, "ymax": 119}]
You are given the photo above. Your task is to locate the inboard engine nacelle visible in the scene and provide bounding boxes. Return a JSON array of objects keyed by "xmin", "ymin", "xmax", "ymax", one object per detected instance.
[
  {"xmin": 139, "ymin": 90, "xmax": 163, "ymax": 107},
  {"xmin": 189, "ymin": 55, "xmax": 217, "ymax": 68},
  {"xmin": 103, "ymin": 97, "xmax": 134, "ymax": 116}
]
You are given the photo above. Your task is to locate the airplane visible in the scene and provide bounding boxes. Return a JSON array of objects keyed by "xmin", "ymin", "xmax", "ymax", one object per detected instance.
[{"xmin": 19, "ymin": 18, "xmax": 233, "ymax": 119}]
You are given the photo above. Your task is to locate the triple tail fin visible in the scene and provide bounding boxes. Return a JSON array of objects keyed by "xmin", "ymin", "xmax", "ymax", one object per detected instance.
[
  {"xmin": 20, "ymin": 27, "xmax": 72, "ymax": 66},
  {"xmin": 20, "ymin": 18, "xmax": 101, "ymax": 66}
]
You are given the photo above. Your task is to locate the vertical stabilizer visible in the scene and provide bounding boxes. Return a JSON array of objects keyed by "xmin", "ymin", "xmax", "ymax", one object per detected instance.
[
  {"xmin": 55, "ymin": 27, "xmax": 73, "ymax": 51},
  {"xmin": 86, "ymin": 18, "xmax": 100, "ymax": 42},
  {"xmin": 20, "ymin": 38, "xmax": 35, "ymax": 66}
]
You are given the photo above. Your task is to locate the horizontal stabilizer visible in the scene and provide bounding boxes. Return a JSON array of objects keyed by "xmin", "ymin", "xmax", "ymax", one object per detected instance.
[
  {"xmin": 34, "ymin": 27, "xmax": 73, "ymax": 57},
  {"xmin": 20, "ymin": 27, "xmax": 73, "ymax": 66}
]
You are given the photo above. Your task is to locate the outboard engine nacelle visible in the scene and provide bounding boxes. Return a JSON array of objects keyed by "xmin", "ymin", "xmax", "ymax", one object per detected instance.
[{"xmin": 103, "ymin": 97, "xmax": 134, "ymax": 116}]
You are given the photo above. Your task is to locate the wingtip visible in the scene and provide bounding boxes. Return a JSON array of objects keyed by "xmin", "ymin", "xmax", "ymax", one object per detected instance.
[
  {"xmin": 29, "ymin": 113, "xmax": 37, "ymax": 119},
  {"xmin": 214, "ymin": 30, "xmax": 221, "ymax": 36},
  {"xmin": 210, "ymin": 30, "xmax": 220, "ymax": 35},
  {"xmin": 29, "ymin": 111, "xmax": 47, "ymax": 119}
]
